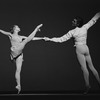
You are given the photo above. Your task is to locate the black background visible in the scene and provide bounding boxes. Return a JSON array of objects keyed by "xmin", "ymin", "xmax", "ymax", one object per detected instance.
[{"xmin": 0, "ymin": 0, "xmax": 100, "ymax": 94}]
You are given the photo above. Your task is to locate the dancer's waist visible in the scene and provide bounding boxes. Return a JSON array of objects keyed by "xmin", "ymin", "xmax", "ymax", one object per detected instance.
[{"xmin": 74, "ymin": 41, "xmax": 86, "ymax": 46}]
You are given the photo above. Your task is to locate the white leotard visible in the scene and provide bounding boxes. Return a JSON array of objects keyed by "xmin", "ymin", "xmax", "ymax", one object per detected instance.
[{"xmin": 52, "ymin": 19, "xmax": 96, "ymax": 46}]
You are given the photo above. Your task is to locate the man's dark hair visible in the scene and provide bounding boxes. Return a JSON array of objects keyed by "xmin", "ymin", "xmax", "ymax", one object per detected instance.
[{"xmin": 75, "ymin": 16, "xmax": 84, "ymax": 28}]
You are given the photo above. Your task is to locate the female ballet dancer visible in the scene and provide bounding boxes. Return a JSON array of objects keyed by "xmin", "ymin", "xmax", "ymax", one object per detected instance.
[
  {"xmin": 44, "ymin": 12, "xmax": 100, "ymax": 93},
  {"xmin": 0, "ymin": 24, "xmax": 43, "ymax": 93}
]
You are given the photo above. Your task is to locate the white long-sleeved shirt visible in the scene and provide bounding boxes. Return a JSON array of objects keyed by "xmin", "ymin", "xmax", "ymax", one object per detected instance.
[{"xmin": 51, "ymin": 19, "xmax": 97, "ymax": 46}]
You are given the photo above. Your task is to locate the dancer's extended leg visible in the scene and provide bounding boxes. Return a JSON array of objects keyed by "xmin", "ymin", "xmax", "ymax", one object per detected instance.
[
  {"xmin": 86, "ymin": 54, "xmax": 100, "ymax": 84},
  {"xmin": 76, "ymin": 51, "xmax": 90, "ymax": 88},
  {"xmin": 23, "ymin": 24, "xmax": 43, "ymax": 45}
]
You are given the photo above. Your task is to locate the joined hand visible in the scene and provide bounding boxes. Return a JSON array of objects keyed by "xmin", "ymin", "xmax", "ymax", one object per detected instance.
[{"xmin": 43, "ymin": 37, "xmax": 51, "ymax": 41}]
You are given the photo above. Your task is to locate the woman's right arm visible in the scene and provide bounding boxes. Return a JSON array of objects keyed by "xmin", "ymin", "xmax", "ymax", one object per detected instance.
[{"xmin": 0, "ymin": 29, "xmax": 11, "ymax": 36}]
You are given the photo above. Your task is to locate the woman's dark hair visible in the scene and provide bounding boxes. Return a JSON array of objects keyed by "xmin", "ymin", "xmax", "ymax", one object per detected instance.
[
  {"xmin": 74, "ymin": 16, "xmax": 84, "ymax": 28},
  {"xmin": 10, "ymin": 25, "xmax": 17, "ymax": 33},
  {"xmin": 10, "ymin": 27, "xmax": 14, "ymax": 33}
]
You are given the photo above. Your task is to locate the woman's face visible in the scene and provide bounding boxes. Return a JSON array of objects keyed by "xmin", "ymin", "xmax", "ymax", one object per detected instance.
[
  {"xmin": 72, "ymin": 19, "xmax": 78, "ymax": 27},
  {"xmin": 13, "ymin": 25, "xmax": 20, "ymax": 32}
]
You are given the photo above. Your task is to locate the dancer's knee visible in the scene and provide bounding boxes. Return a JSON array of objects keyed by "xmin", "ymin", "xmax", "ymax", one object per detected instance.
[{"xmin": 81, "ymin": 66, "xmax": 89, "ymax": 75}]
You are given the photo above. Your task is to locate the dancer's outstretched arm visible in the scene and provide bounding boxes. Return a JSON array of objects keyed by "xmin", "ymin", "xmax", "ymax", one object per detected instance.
[
  {"xmin": 0, "ymin": 29, "xmax": 11, "ymax": 36},
  {"xmin": 21, "ymin": 36, "xmax": 44, "ymax": 41},
  {"xmin": 84, "ymin": 12, "xmax": 100, "ymax": 29},
  {"xmin": 32, "ymin": 37, "xmax": 44, "ymax": 40},
  {"xmin": 44, "ymin": 31, "xmax": 73, "ymax": 43}
]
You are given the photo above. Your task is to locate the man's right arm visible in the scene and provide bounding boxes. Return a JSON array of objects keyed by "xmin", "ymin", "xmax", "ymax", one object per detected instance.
[{"xmin": 84, "ymin": 12, "xmax": 100, "ymax": 29}]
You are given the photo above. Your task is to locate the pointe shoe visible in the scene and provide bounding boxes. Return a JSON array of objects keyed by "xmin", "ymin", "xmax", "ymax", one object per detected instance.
[{"xmin": 15, "ymin": 85, "xmax": 21, "ymax": 94}]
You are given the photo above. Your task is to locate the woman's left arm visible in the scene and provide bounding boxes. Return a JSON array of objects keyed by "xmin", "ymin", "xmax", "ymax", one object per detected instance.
[
  {"xmin": 32, "ymin": 37, "xmax": 44, "ymax": 40},
  {"xmin": 21, "ymin": 35, "xmax": 44, "ymax": 41}
]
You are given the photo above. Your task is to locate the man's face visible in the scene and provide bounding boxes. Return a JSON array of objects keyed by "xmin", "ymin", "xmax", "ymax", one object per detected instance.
[{"xmin": 72, "ymin": 19, "xmax": 77, "ymax": 27}]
